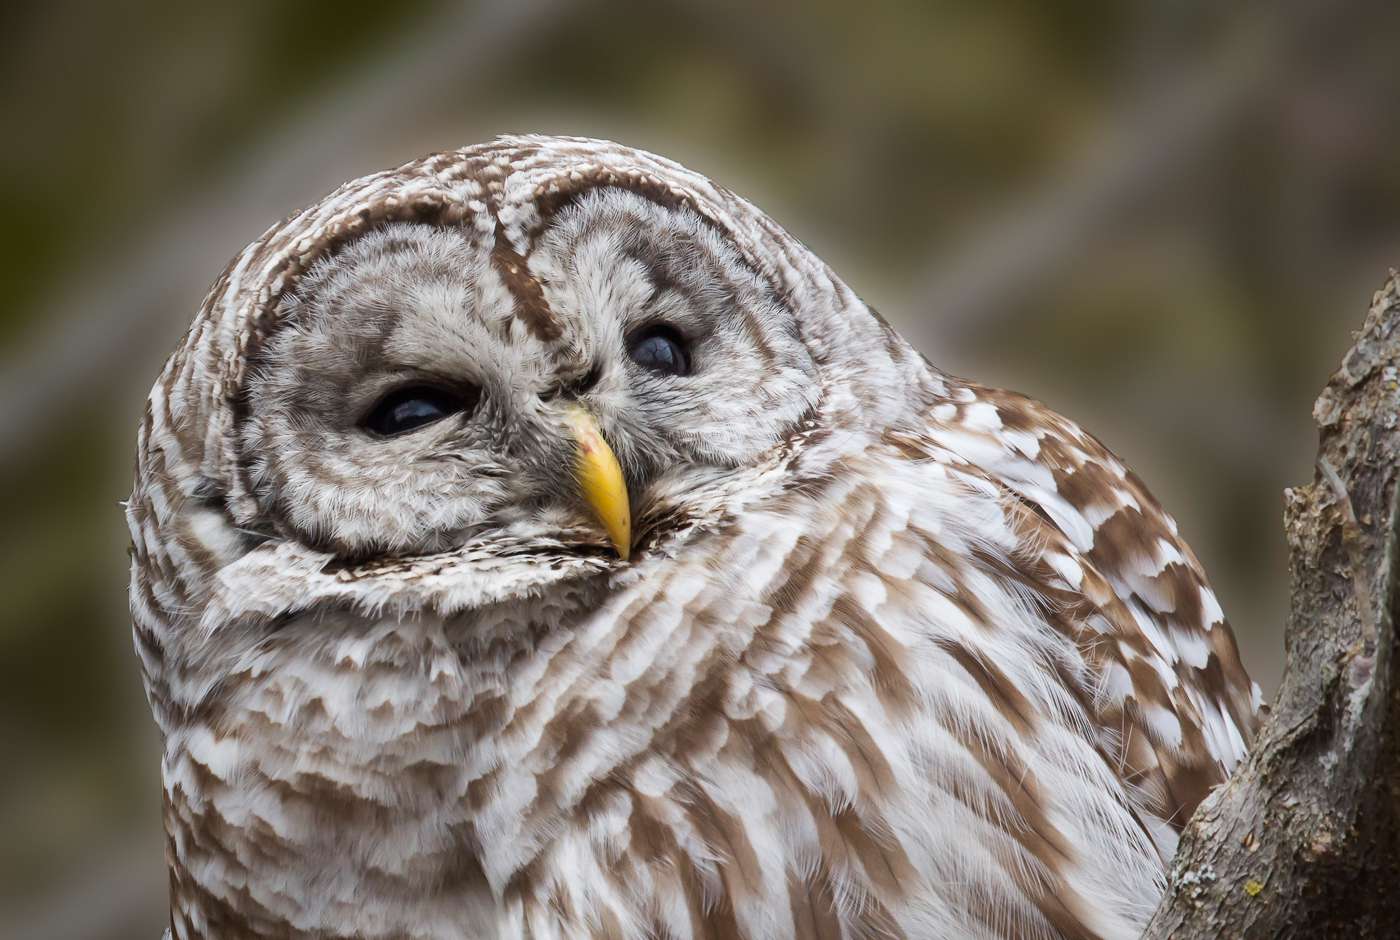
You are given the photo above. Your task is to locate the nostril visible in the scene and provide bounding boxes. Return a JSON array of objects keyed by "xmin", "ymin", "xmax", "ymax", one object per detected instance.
[
  {"xmin": 576, "ymin": 365, "xmax": 602, "ymax": 394},
  {"xmin": 541, "ymin": 365, "xmax": 601, "ymax": 403},
  {"xmin": 565, "ymin": 365, "xmax": 602, "ymax": 398}
]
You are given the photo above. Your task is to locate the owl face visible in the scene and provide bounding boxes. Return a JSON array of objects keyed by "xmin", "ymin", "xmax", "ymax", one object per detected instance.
[{"xmin": 240, "ymin": 189, "xmax": 819, "ymax": 560}]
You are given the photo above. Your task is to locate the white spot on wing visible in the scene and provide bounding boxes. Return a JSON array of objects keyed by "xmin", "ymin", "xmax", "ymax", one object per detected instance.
[
  {"xmin": 1045, "ymin": 552, "xmax": 1084, "ymax": 589},
  {"xmin": 1200, "ymin": 586, "xmax": 1225, "ymax": 626}
]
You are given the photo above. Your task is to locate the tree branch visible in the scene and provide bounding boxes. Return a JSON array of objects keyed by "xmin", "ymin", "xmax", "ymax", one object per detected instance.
[{"xmin": 1144, "ymin": 272, "xmax": 1400, "ymax": 937}]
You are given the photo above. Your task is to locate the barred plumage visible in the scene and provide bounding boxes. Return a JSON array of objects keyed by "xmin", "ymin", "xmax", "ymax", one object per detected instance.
[{"xmin": 128, "ymin": 135, "xmax": 1259, "ymax": 940}]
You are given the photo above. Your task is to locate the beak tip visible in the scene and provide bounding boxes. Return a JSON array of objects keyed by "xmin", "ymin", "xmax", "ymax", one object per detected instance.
[
  {"xmin": 608, "ymin": 520, "xmax": 632, "ymax": 562},
  {"xmin": 566, "ymin": 406, "xmax": 634, "ymax": 564}
]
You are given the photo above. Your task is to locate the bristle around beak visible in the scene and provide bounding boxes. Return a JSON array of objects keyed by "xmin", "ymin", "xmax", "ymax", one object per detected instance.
[{"xmin": 563, "ymin": 407, "xmax": 632, "ymax": 560}]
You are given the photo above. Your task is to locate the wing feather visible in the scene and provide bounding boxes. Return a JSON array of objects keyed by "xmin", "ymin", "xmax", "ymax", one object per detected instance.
[{"xmin": 896, "ymin": 379, "xmax": 1260, "ymax": 842}]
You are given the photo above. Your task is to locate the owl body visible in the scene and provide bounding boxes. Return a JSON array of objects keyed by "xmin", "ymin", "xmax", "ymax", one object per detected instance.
[{"xmin": 130, "ymin": 137, "xmax": 1257, "ymax": 940}]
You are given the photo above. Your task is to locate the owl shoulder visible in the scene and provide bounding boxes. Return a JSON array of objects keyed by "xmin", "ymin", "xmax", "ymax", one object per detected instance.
[{"xmin": 881, "ymin": 378, "xmax": 1260, "ymax": 831}]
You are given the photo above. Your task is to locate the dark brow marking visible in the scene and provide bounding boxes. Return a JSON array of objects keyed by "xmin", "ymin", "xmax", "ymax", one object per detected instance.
[{"xmin": 490, "ymin": 219, "xmax": 563, "ymax": 343}]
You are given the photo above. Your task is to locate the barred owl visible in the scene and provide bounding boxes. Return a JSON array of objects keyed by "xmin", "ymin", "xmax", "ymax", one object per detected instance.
[{"xmin": 127, "ymin": 136, "xmax": 1259, "ymax": 940}]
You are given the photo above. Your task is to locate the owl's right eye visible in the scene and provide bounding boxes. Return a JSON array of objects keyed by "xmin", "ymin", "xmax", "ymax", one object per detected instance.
[{"xmin": 361, "ymin": 385, "xmax": 476, "ymax": 437}]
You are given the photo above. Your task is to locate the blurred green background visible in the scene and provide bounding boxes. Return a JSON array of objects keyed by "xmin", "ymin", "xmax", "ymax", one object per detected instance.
[{"xmin": 3, "ymin": 1, "xmax": 1397, "ymax": 936}]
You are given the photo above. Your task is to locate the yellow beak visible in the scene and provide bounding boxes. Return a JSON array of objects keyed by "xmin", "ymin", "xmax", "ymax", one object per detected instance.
[{"xmin": 563, "ymin": 406, "xmax": 632, "ymax": 560}]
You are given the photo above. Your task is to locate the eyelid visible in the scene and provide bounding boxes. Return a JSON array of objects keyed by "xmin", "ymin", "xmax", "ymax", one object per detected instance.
[
  {"xmin": 359, "ymin": 382, "xmax": 481, "ymax": 437},
  {"xmin": 625, "ymin": 321, "xmax": 690, "ymax": 348},
  {"xmin": 355, "ymin": 368, "xmax": 481, "ymax": 412}
]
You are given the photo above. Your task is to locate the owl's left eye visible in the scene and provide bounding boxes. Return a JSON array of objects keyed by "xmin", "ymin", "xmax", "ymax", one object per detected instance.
[
  {"xmin": 627, "ymin": 324, "xmax": 691, "ymax": 376},
  {"xmin": 361, "ymin": 385, "xmax": 476, "ymax": 437}
]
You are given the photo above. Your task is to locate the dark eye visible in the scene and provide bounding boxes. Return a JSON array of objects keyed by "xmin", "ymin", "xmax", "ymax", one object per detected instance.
[
  {"xmin": 627, "ymin": 325, "xmax": 691, "ymax": 376},
  {"xmin": 361, "ymin": 385, "xmax": 475, "ymax": 437}
]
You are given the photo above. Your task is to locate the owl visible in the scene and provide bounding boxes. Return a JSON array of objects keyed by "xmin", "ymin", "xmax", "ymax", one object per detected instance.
[{"xmin": 127, "ymin": 136, "xmax": 1259, "ymax": 940}]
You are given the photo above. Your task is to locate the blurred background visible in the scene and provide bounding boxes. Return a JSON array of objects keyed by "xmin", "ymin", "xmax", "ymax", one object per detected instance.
[{"xmin": 2, "ymin": 0, "xmax": 1397, "ymax": 936}]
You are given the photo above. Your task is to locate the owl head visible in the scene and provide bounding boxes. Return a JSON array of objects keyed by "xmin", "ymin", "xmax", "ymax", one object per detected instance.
[
  {"xmin": 241, "ymin": 194, "xmax": 819, "ymax": 561},
  {"xmin": 128, "ymin": 136, "xmax": 925, "ymax": 734}
]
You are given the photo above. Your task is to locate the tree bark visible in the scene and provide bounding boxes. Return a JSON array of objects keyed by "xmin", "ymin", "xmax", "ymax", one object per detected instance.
[{"xmin": 1143, "ymin": 274, "xmax": 1400, "ymax": 938}]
